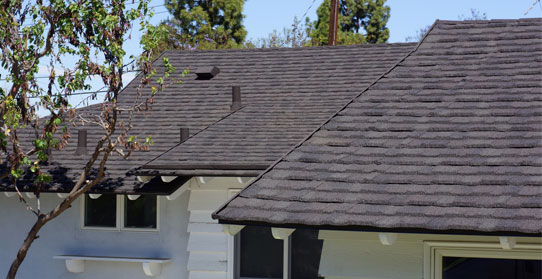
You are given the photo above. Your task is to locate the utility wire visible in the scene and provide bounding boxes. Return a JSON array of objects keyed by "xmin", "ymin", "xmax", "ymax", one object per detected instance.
[
  {"xmin": 0, "ymin": 70, "xmax": 141, "ymax": 81},
  {"xmin": 301, "ymin": 0, "xmax": 318, "ymax": 20}
]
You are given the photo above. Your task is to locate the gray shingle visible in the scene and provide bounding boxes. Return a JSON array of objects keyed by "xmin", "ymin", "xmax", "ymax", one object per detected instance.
[
  {"xmin": 0, "ymin": 43, "xmax": 414, "ymax": 194},
  {"xmin": 213, "ymin": 18, "xmax": 542, "ymax": 235}
]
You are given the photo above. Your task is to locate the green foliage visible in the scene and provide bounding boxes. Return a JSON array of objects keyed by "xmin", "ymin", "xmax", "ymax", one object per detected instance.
[
  {"xmin": 307, "ymin": 0, "xmax": 390, "ymax": 45},
  {"xmin": 156, "ymin": 0, "xmax": 247, "ymax": 53},
  {"xmin": 0, "ymin": 0, "xmax": 165, "ymax": 193}
]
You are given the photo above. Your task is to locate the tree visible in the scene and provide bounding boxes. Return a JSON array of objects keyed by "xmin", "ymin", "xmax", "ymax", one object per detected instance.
[
  {"xmin": 162, "ymin": 0, "xmax": 247, "ymax": 50},
  {"xmin": 0, "ymin": 0, "xmax": 176, "ymax": 278},
  {"xmin": 307, "ymin": 0, "xmax": 390, "ymax": 46},
  {"xmin": 246, "ymin": 17, "xmax": 311, "ymax": 48}
]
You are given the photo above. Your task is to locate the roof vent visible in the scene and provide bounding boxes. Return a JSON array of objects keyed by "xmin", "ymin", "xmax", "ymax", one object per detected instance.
[
  {"xmin": 231, "ymin": 86, "xmax": 242, "ymax": 112},
  {"xmin": 195, "ymin": 66, "xmax": 220, "ymax": 80},
  {"xmin": 75, "ymin": 129, "xmax": 87, "ymax": 155},
  {"xmin": 180, "ymin": 127, "xmax": 189, "ymax": 143}
]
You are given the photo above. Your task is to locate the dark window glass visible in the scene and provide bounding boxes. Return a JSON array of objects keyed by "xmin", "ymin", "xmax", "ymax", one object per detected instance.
[
  {"xmin": 124, "ymin": 195, "xmax": 157, "ymax": 229},
  {"xmin": 240, "ymin": 226, "xmax": 283, "ymax": 278},
  {"xmin": 443, "ymin": 257, "xmax": 541, "ymax": 279},
  {"xmin": 84, "ymin": 194, "xmax": 116, "ymax": 227},
  {"xmin": 291, "ymin": 229, "xmax": 324, "ymax": 279}
]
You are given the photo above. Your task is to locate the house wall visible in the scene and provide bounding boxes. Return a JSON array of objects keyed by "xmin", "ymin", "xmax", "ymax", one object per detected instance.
[
  {"xmin": 0, "ymin": 177, "xmax": 251, "ymax": 279},
  {"xmin": 318, "ymin": 230, "xmax": 542, "ymax": 279}
]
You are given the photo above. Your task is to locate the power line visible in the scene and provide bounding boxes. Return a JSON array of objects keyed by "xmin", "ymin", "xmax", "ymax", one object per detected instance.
[
  {"xmin": 301, "ymin": 0, "xmax": 318, "ymax": 20},
  {"xmin": 0, "ymin": 70, "xmax": 141, "ymax": 81}
]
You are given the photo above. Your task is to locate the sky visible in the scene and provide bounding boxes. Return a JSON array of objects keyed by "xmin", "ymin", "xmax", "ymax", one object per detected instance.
[
  {"xmin": 2, "ymin": 0, "xmax": 541, "ymax": 113},
  {"xmin": 243, "ymin": 0, "xmax": 542, "ymax": 43}
]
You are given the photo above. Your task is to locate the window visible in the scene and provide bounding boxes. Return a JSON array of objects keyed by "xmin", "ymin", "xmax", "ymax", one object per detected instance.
[
  {"xmin": 425, "ymin": 241, "xmax": 542, "ymax": 279},
  {"xmin": 442, "ymin": 257, "xmax": 541, "ymax": 279},
  {"xmin": 239, "ymin": 226, "xmax": 283, "ymax": 278},
  {"xmin": 124, "ymin": 195, "xmax": 157, "ymax": 229},
  {"xmin": 84, "ymin": 194, "xmax": 117, "ymax": 228},
  {"xmin": 82, "ymin": 194, "xmax": 159, "ymax": 231},
  {"xmin": 290, "ymin": 229, "xmax": 323, "ymax": 279},
  {"xmin": 233, "ymin": 227, "xmax": 323, "ymax": 279}
]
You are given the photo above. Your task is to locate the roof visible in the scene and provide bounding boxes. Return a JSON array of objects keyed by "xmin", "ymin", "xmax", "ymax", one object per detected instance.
[
  {"xmin": 137, "ymin": 43, "xmax": 415, "ymax": 177},
  {"xmin": 213, "ymin": 18, "xmax": 542, "ymax": 236},
  {"xmin": 0, "ymin": 43, "xmax": 414, "ymax": 194}
]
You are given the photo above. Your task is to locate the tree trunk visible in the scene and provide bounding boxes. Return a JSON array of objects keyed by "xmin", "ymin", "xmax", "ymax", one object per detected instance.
[{"xmin": 6, "ymin": 216, "xmax": 46, "ymax": 279}]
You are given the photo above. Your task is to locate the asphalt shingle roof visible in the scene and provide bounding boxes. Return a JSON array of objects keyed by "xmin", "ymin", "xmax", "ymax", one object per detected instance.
[
  {"xmin": 138, "ymin": 43, "xmax": 415, "ymax": 176},
  {"xmin": 213, "ymin": 18, "xmax": 542, "ymax": 235},
  {"xmin": 0, "ymin": 43, "xmax": 414, "ymax": 194}
]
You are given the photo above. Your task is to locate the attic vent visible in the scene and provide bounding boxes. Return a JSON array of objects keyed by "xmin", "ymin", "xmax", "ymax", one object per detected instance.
[
  {"xmin": 75, "ymin": 129, "xmax": 87, "ymax": 155},
  {"xmin": 195, "ymin": 66, "xmax": 220, "ymax": 80},
  {"xmin": 180, "ymin": 127, "xmax": 189, "ymax": 143}
]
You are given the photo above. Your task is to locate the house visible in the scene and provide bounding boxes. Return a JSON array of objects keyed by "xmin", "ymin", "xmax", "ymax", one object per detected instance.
[
  {"xmin": 212, "ymin": 18, "xmax": 542, "ymax": 279},
  {"xmin": 0, "ymin": 41, "xmax": 414, "ymax": 278}
]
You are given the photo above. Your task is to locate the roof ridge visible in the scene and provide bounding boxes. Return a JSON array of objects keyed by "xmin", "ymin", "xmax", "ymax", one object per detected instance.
[
  {"xmin": 436, "ymin": 18, "xmax": 542, "ymax": 24},
  {"xmin": 163, "ymin": 42, "xmax": 417, "ymax": 55},
  {"xmin": 212, "ymin": 20, "xmax": 442, "ymax": 220}
]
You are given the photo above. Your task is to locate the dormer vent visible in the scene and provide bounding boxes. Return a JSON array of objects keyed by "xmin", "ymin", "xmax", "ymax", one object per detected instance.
[
  {"xmin": 195, "ymin": 66, "xmax": 220, "ymax": 80},
  {"xmin": 75, "ymin": 129, "xmax": 87, "ymax": 155},
  {"xmin": 180, "ymin": 127, "xmax": 189, "ymax": 143},
  {"xmin": 231, "ymin": 86, "xmax": 242, "ymax": 112}
]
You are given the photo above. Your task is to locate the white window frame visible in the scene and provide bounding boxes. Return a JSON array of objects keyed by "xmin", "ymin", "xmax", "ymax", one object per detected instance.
[
  {"xmin": 81, "ymin": 194, "xmax": 160, "ymax": 232},
  {"xmin": 424, "ymin": 241, "xmax": 542, "ymax": 279}
]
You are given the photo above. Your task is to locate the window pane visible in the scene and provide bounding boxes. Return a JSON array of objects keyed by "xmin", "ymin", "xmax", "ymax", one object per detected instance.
[
  {"xmin": 240, "ymin": 226, "xmax": 282, "ymax": 278},
  {"xmin": 84, "ymin": 194, "xmax": 116, "ymax": 227},
  {"xmin": 124, "ymin": 195, "xmax": 157, "ymax": 229},
  {"xmin": 291, "ymin": 229, "xmax": 323, "ymax": 279},
  {"xmin": 443, "ymin": 257, "xmax": 541, "ymax": 279}
]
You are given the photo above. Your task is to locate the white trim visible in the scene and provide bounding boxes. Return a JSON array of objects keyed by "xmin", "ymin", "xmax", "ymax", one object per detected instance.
[
  {"xmin": 136, "ymin": 175, "xmax": 153, "ymax": 183},
  {"xmin": 4, "ymin": 192, "xmax": 16, "ymax": 198},
  {"xmin": 423, "ymin": 241, "xmax": 542, "ymax": 279},
  {"xmin": 160, "ymin": 176, "xmax": 177, "ymax": 183},
  {"xmin": 236, "ymin": 177, "xmax": 253, "ymax": 184},
  {"xmin": 80, "ymin": 195, "xmax": 160, "ymax": 232},
  {"xmin": 88, "ymin": 193, "xmax": 101, "ymax": 199},
  {"xmin": 57, "ymin": 193, "xmax": 68, "ymax": 198},
  {"xmin": 283, "ymin": 235, "xmax": 292, "ymax": 279},
  {"xmin": 378, "ymin": 233, "xmax": 398, "ymax": 245},
  {"xmin": 80, "ymin": 195, "xmax": 121, "ymax": 231},
  {"xmin": 166, "ymin": 180, "xmax": 190, "ymax": 201},
  {"xmin": 499, "ymin": 237, "xmax": 516, "ymax": 250},
  {"xmin": 227, "ymin": 189, "xmax": 242, "ymax": 279},
  {"xmin": 127, "ymin": 195, "xmax": 140, "ymax": 201},
  {"xmin": 25, "ymin": 192, "xmax": 35, "ymax": 199},
  {"xmin": 223, "ymin": 224, "xmax": 245, "ymax": 236},
  {"xmin": 54, "ymin": 255, "xmax": 170, "ymax": 276},
  {"xmin": 198, "ymin": 176, "xmax": 214, "ymax": 184},
  {"xmin": 271, "ymin": 228, "xmax": 295, "ymax": 240},
  {"xmin": 121, "ymin": 195, "xmax": 160, "ymax": 232}
]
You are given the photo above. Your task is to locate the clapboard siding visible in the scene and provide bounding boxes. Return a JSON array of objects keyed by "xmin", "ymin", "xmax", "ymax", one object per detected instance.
[{"xmin": 187, "ymin": 178, "xmax": 248, "ymax": 279}]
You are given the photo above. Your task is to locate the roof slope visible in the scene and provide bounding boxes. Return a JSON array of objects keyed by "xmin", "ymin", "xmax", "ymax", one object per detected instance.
[
  {"xmin": 138, "ymin": 43, "xmax": 415, "ymax": 176},
  {"xmin": 213, "ymin": 18, "xmax": 542, "ymax": 235},
  {"xmin": 0, "ymin": 43, "xmax": 413, "ymax": 194}
]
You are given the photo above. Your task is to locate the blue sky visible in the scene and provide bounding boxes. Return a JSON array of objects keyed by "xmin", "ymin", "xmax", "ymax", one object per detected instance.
[
  {"xmin": 243, "ymin": 0, "xmax": 542, "ymax": 43},
  {"xmin": 3, "ymin": 0, "xmax": 541, "ymax": 113}
]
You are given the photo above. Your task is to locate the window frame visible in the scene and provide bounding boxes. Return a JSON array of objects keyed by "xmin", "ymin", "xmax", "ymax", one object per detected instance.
[
  {"xmin": 424, "ymin": 241, "xmax": 542, "ymax": 279},
  {"xmin": 232, "ymin": 229, "xmax": 291, "ymax": 279},
  {"xmin": 80, "ymin": 194, "xmax": 160, "ymax": 232}
]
